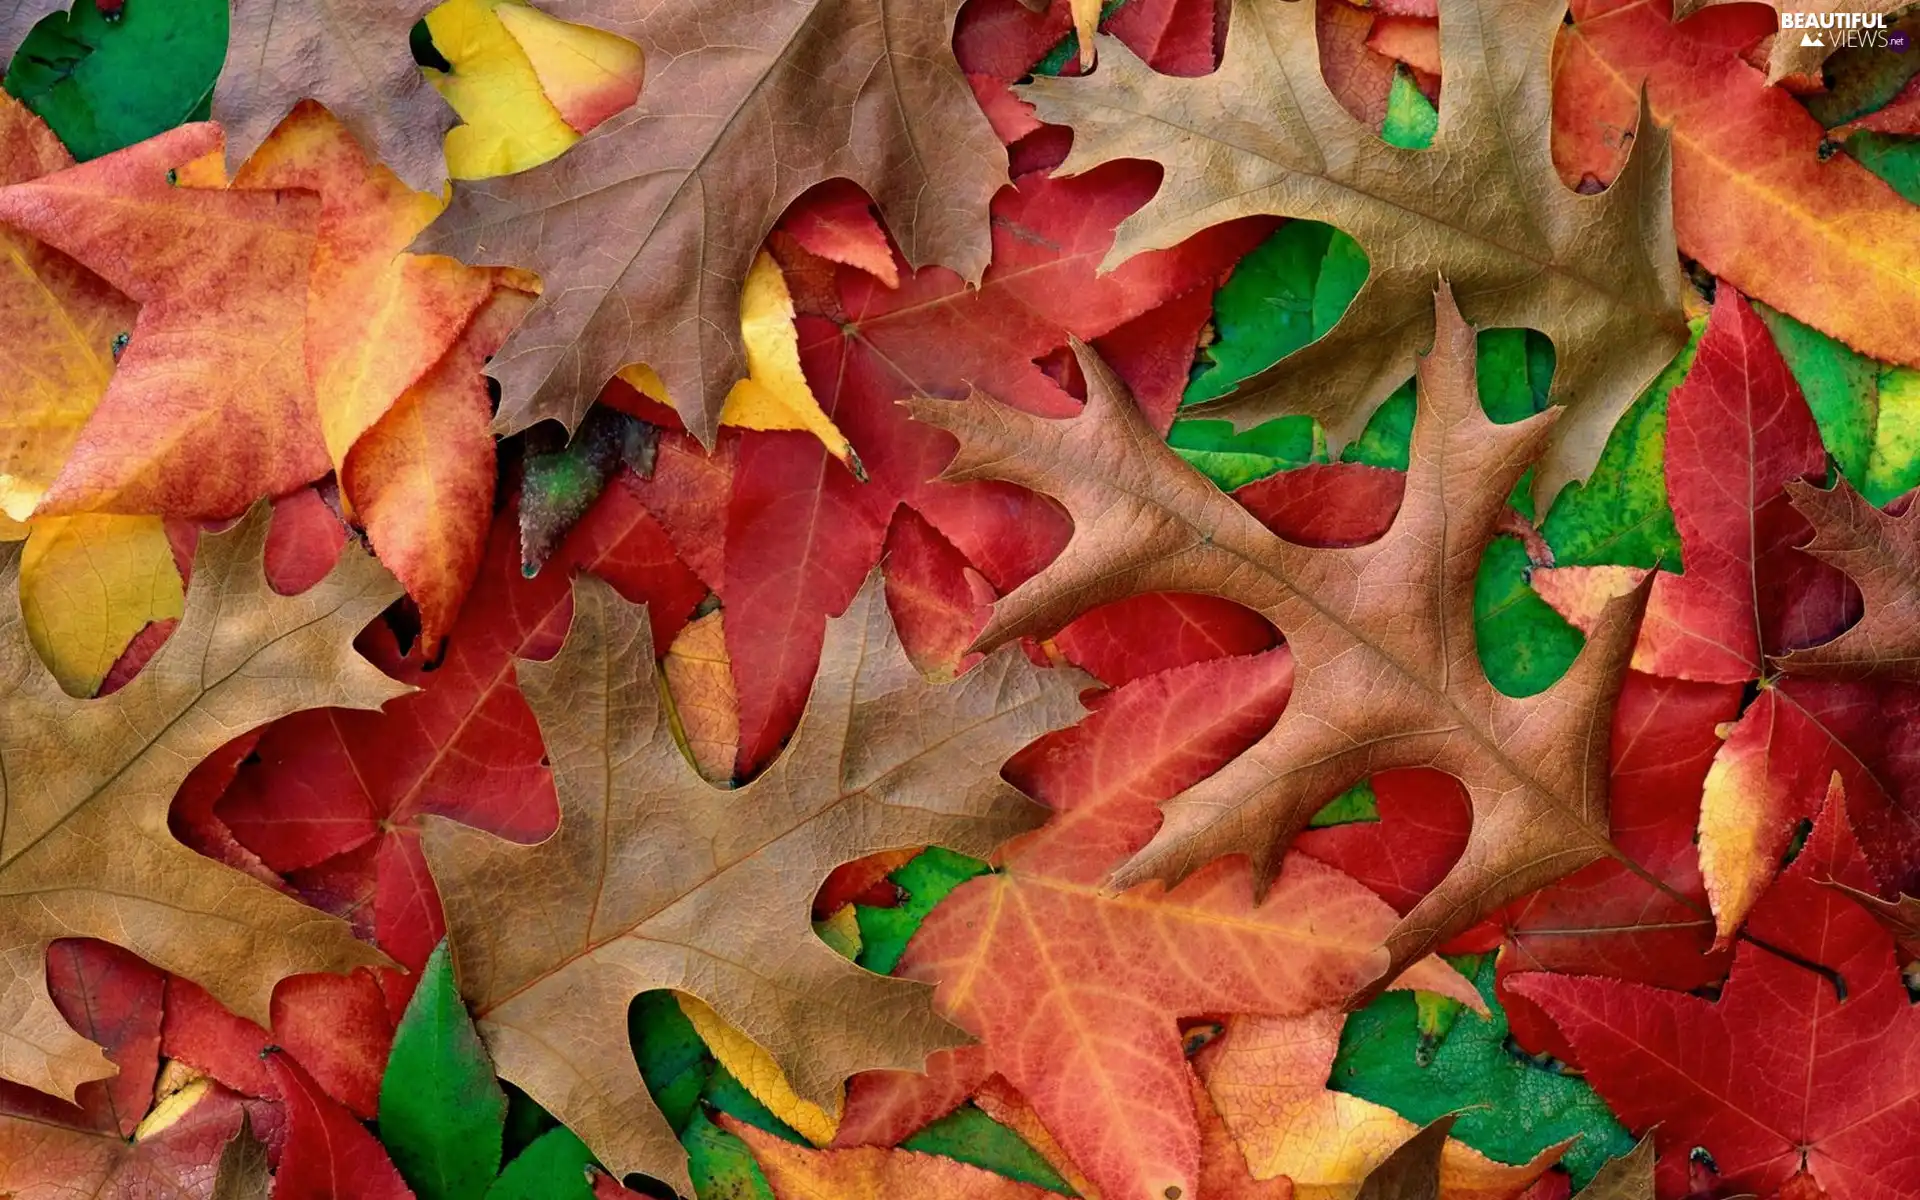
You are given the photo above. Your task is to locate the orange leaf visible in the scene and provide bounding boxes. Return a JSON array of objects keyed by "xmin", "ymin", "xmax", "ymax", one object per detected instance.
[
  {"xmin": 344, "ymin": 288, "xmax": 531, "ymax": 648},
  {"xmin": 1554, "ymin": 0, "xmax": 1920, "ymax": 371},
  {"xmin": 723, "ymin": 1116, "xmax": 1057, "ymax": 1199},
  {"xmin": 902, "ymin": 650, "xmax": 1479, "ymax": 1200},
  {"xmin": 232, "ymin": 102, "xmax": 498, "ymax": 477},
  {"xmin": 1, "ymin": 124, "xmax": 327, "ymax": 518},
  {"xmin": 662, "ymin": 610, "xmax": 738, "ymax": 785}
]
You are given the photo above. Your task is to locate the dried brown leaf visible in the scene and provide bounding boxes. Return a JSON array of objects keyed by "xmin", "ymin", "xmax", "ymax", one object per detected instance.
[
  {"xmin": 418, "ymin": 0, "xmax": 1006, "ymax": 447},
  {"xmin": 908, "ymin": 283, "xmax": 1649, "ymax": 985},
  {"xmin": 1019, "ymin": 0, "xmax": 1687, "ymax": 499},
  {"xmin": 0, "ymin": 506, "xmax": 400, "ymax": 1104},
  {"xmin": 419, "ymin": 570, "xmax": 1085, "ymax": 1191},
  {"xmin": 1776, "ymin": 479, "xmax": 1920, "ymax": 682}
]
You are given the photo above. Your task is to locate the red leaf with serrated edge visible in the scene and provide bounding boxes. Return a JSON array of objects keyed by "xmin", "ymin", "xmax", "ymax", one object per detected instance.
[
  {"xmin": 1513, "ymin": 782, "xmax": 1920, "ymax": 1200},
  {"xmin": 779, "ymin": 180, "xmax": 899, "ymax": 288},
  {"xmin": 1493, "ymin": 672, "xmax": 1741, "ymax": 1061},
  {"xmin": 882, "ymin": 507, "xmax": 994, "ymax": 677},
  {"xmin": 901, "ymin": 650, "xmax": 1478, "ymax": 1200},
  {"xmin": 1535, "ymin": 290, "xmax": 1839, "ymax": 682},
  {"xmin": 213, "ymin": 487, "xmax": 702, "ymax": 992},
  {"xmin": 1106, "ymin": 0, "xmax": 1224, "ymax": 75},
  {"xmin": 0, "ymin": 1079, "xmax": 260, "ymax": 1199},
  {"xmin": 621, "ymin": 427, "xmax": 732, "ymax": 593},
  {"xmin": 264, "ymin": 1050, "xmax": 414, "ymax": 1200}
]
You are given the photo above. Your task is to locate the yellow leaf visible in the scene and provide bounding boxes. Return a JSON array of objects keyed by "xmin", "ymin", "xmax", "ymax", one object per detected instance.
[
  {"xmin": 425, "ymin": 0, "xmax": 580, "ymax": 180},
  {"xmin": 19, "ymin": 513, "xmax": 184, "ymax": 697},
  {"xmin": 131, "ymin": 1074, "xmax": 212, "ymax": 1143},
  {"xmin": 812, "ymin": 903, "xmax": 863, "ymax": 961},
  {"xmin": 677, "ymin": 993, "xmax": 843, "ymax": 1146},
  {"xmin": 620, "ymin": 251, "xmax": 862, "ymax": 475},
  {"xmin": 493, "ymin": 1, "xmax": 643, "ymax": 133}
]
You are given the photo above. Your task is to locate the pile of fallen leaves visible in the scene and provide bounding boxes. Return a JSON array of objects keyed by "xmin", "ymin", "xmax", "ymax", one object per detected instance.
[{"xmin": 3, "ymin": 0, "xmax": 1918, "ymax": 1195}]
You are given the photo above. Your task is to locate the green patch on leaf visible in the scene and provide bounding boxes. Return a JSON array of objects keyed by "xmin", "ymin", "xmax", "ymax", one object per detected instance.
[
  {"xmin": 1308, "ymin": 780, "xmax": 1381, "ymax": 827},
  {"xmin": 857, "ymin": 847, "xmax": 989, "ymax": 975},
  {"xmin": 1381, "ymin": 66, "xmax": 1438, "ymax": 150},
  {"xmin": 486, "ymin": 1127, "xmax": 598, "ymax": 1200},
  {"xmin": 1474, "ymin": 538, "xmax": 1583, "ymax": 698},
  {"xmin": 1331, "ymin": 955, "xmax": 1633, "ymax": 1187},
  {"xmin": 684, "ymin": 1109, "xmax": 778, "ymax": 1200},
  {"xmin": 5, "ymin": 0, "xmax": 226, "ymax": 161},
  {"xmin": 1167, "ymin": 415, "xmax": 1325, "ymax": 490},
  {"xmin": 379, "ymin": 941, "xmax": 509, "ymax": 1200},
  {"xmin": 901, "ymin": 1105, "xmax": 1077, "ymax": 1194},
  {"xmin": 1758, "ymin": 299, "xmax": 1920, "ymax": 506}
]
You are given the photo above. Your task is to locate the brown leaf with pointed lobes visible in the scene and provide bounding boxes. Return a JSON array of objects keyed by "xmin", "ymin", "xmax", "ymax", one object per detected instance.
[
  {"xmin": 1016, "ymin": 0, "xmax": 1687, "ymax": 502},
  {"xmin": 0, "ymin": 505, "xmax": 401, "ymax": 1106},
  {"xmin": 1774, "ymin": 480, "xmax": 1920, "ymax": 683},
  {"xmin": 415, "ymin": 0, "xmax": 1006, "ymax": 448},
  {"xmin": 418, "ymin": 568, "xmax": 1086, "ymax": 1192},
  {"xmin": 218, "ymin": 0, "xmax": 452, "ymax": 193},
  {"xmin": 907, "ymin": 282, "xmax": 1651, "ymax": 987}
]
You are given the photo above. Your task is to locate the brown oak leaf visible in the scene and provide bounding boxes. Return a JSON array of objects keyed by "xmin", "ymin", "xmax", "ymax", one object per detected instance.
[
  {"xmin": 1017, "ymin": 0, "xmax": 1688, "ymax": 500},
  {"xmin": 417, "ymin": 570, "xmax": 1085, "ymax": 1191},
  {"xmin": 1775, "ymin": 479, "xmax": 1920, "ymax": 683},
  {"xmin": 218, "ymin": 0, "xmax": 451, "ymax": 193},
  {"xmin": 908, "ymin": 282, "xmax": 1650, "ymax": 984},
  {"xmin": 417, "ymin": 0, "xmax": 1006, "ymax": 447},
  {"xmin": 0, "ymin": 506, "xmax": 399, "ymax": 1105}
]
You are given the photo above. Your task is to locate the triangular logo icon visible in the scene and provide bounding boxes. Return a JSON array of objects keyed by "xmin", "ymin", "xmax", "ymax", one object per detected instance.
[{"xmin": 1801, "ymin": 30, "xmax": 1824, "ymax": 45}]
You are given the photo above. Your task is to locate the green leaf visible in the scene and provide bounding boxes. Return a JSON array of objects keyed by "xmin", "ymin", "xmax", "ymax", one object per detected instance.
[
  {"xmin": 900, "ymin": 1105, "xmax": 1076, "ymax": 1194},
  {"xmin": 1341, "ymin": 381, "xmax": 1417, "ymax": 469},
  {"xmin": 856, "ymin": 847, "xmax": 989, "ymax": 975},
  {"xmin": 501, "ymin": 1083, "xmax": 561, "ymax": 1165},
  {"xmin": 685, "ymin": 1109, "xmax": 778, "ymax": 1200},
  {"xmin": 1474, "ymin": 538, "xmax": 1583, "ymax": 698},
  {"xmin": 1331, "ymin": 956, "xmax": 1634, "ymax": 1187},
  {"xmin": 1167, "ymin": 416, "xmax": 1324, "ymax": 490},
  {"xmin": 4, "ymin": 0, "xmax": 226, "ymax": 161},
  {"xmin": 1867, "ymin": 369, "xmax": 1920, "ymax": 504},
  {"xmin": 1758, "ymin": 302, "xmax": 1880, "ymax": 487},
  {"xmin": 1307, "ymin": 780, "xmax": 1381, "ymax": 828},
  {"xmin": 379, "ymin": 941, "xmax": 509, "ymax": 1200},
  {"xmin": 1185, "ymin": 221, "xmax": 1343, "ymax": 404},
  {"xmin": 1807, "ymin": 23, "xmax": 1920, "ymax": 127},
  {"xmin": 1381, "ymin": 67, "xmax": 1437, "ymax": 150},
  {"xmin": 486, "ymin": 1127, "xmax": 598, "ymax": 1200},
  {"xmin": 1540, "ymin": 318, "xmax": 1701, "ymax": 569},
  {"xmin": 631, "ymin": 990, "xmax": 715, "ymax": 1136}
]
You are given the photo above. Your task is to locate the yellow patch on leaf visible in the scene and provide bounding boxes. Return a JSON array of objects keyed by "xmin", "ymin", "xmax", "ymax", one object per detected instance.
[
  {"xmin": 425, "ymin": 0, "xmax": 641, "ymax": 179},
  {"xmin": 677, "ymin": 994, "xmax": 844, "ymax": 1146},
  {"xmin": 18, "ymin": 513, "xmax": 183, "ymax": 697},
  {"xmin": 621, "ymin": 251, "xmax": 861, "ymax": 473},
  {"xmin": 492, "ymin": 1, "xmax": 643, "ymax": 133}
]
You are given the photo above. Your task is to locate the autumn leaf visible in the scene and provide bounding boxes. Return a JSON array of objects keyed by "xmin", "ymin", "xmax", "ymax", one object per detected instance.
[
  {"xmin": 901, "ymin": 646, "xmax": 1480, "ymax": 1200},
  {"xmin": 1533, "ymin": 287, "xmax": 1920, "ymax": 935},
  {"xmin": 910, "ymin": 283, "xmax": 1651, "ymax": 981},
  {"xmin": 416, "ymin": 0, "xmax": 1008, "ymax": 446},
  {"xmin": 0, "ymin": 504, "xmax": 398, "ymax": 1107},
  {"xmin": 1555, "ymin": 0, "xmax": 1920, "ymax": 376},
  {"xmin": 267, "ymin": 1049, "xmax": 416, "ymax": 1200},
  {"xmin": 621, "ymin": 248, "xmax": 862, "ymax": 473},
  {"xmin": 1512, "ymin": 779, "xmax": 1920, "ymax": 1198},
  {"xmin": 1774, "ymin": 480, "xmax": 1920, "ymax": 682},
  {"xmin": 217, "ymin": 0, "xmax": 450, "ymax": 193},
  {"xmin": 1017, "ymin": 0, "xmax": 1688, "ymax": 498},
  {"xmin": 424, "ymin": 0, "xmax": 643, "ymax": 180},
  {"xmin": 1199, "ymin": 1010, "xmax": 1560, "ymax": 1200},
  {"xmin": 725, "ymin": 1114, "xmax": 1057, "ymax": 1199},
  {"xmin": 416, "ymin": 569, "xmax": 1085, "ymax": 1190},
  {"xmin": 0, "ymin": 121, "xmax": 327, "ymax": 518},
  {"xmin": 214, "ymin": 487, "xmax": 704, "ymax": 985}
]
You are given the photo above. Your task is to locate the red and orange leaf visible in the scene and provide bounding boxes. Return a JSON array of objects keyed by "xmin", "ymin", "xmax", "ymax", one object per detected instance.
[
  {"xmin": 0, "ymin": 125, "xmax": 327, "ymax": 519},
  {"xmin": 727, "ymin": 1115, "xmax": 1056, "ymax": 1199}
]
